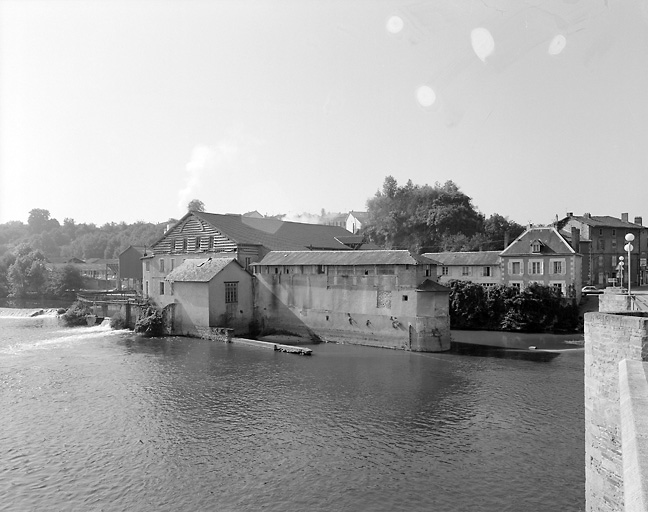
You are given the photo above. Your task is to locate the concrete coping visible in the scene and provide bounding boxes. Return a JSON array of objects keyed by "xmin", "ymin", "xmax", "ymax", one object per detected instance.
[{"xmin": 619, "ymin": 359, "xmax": 648, "ymax": 512}]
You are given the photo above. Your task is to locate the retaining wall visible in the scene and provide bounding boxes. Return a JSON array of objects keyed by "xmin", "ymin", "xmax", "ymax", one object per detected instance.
[{"xmin": 585, "ymin": 312, "xmax": 648, "ymax": 512}]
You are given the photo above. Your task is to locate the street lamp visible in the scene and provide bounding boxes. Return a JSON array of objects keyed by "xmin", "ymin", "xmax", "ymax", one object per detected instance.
[
  {"xmin": 625, "ymin": 233, "xmax": 635, "ymax": 295},
  {"xmin": 618, "ymin": 256, "xmax": 624, "ymax": 288}
]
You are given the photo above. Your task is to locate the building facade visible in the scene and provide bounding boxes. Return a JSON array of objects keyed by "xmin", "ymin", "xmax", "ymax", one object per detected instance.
[
  {"xmin": 422, "ymin": 251, "xmax": 501, "ymax": 286},
  {"xmin": 500, "ymin": 226, "xmax": 582, "ymax": 301},
  {"xmin": 252, "ymin": 250, "xmax": 451, "ymax": 352},
  {"xmin": 557, "ymin": 213, "xmax": 648, "ymax": 288}
]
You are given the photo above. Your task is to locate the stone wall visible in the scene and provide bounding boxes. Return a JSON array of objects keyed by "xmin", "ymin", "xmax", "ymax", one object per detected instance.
[{"xmin": 585, "ymin": 312, "xmax": 648, "ymax": 512}]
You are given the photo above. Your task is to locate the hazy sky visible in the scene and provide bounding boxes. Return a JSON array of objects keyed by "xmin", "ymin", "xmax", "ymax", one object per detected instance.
[{"xmin": 1, "ymin": 0, "xmax": 647, "ymax": 226}]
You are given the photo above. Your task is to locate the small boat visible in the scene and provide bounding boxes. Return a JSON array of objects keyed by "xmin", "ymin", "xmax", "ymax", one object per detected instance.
[{"xmin": 450, "ymin": 341, "xmax": 561, "ymax": 362}]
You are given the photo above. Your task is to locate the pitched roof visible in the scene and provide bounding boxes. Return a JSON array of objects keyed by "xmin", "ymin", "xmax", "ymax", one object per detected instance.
[
  {"xmin": 192, "ymin": 212, "xmax": 353, "ymax": 251},
  {"xmin": 566, "ymin": 215, "xmax": 643, "ymax": 229},
  {"xmin": 422, "ymin": 251, "xmax": 501, "ymax": 266},
  {"xmin": 500, "ymin": 226, "xmax": 575, "ymax": 256},
  {"xmin": 253, "ymin": 250, "xmax": 439, "ymax": 266},
  {"xmin": 416, "ymin": 279, "xmax": 450, "ymax": 292},
  {"xmin": 348, "ymin": 211, "xmax": 369, "ymax": 222},
  {"xmin": 165, "ymin": 257, "xmax": 238, "ymax": 282}
]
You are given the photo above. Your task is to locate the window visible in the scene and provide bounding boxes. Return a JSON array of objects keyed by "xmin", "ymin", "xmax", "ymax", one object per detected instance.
[
  {"xmin": 442, "ymin": 266, "xmax": 449, "ymax": 276},
  {"xmin": 195, "ymin": 236, "xmax": 201, "ymax": 251},
  {"xmin": 510, "ymin": 282, "xmax": 521, "ymax": 290},
  {"xmin": 530, "ymin": 261, "xmax": 543, "ymax": 275},
  {"xmin": 145, "ymin": 281, "xmax": 149, "ymax": 296},
  {"xmin": 552, "ymin": 261, "xmax": 563, "ymax": 274},
  {"xmin": 598, "ymin": 239, "xmax": 606, "ymax": 250},
  {"xmin": 402, "ymin": 295, "xmax": 408, "ymax": 301},
  {"xmin": 182, "ymin": 238, "xmax": 188, "ymax": 251},
  {"xmin": 612, "ymin": 229, "xmax": 616, "ymax": 236},
  {"xmin": 225, "ymin": 282, "xmax": 238, "ymax": 303},
  {"xmin": 245, "ymin": 257, "xmax": 251, "ymax": 269},
  {"xmin": 145, "ymin": 260, "xmax": 150, "ymax": 272},
  {"xmin": 599, "ymin": 229, "xmax": 603, "ymax": 236},
  {"xmin": 551, "ymin": 282, "xmax": 563, "ymax": 295},
  {"xmin": 209, "ymin": 236, "xmax": 214, "ymax": 250},
  {"xmin": 159, "ymin": 281, "xmax": 165, "ymax": 295},
  {"xmin": 531, "ymin": 242, "xmax": 541, "ymax": 253},
  {"xmin": 171, "ymin": 259, "xmax": 175, "ymax": 271},
  {"xmin": 425, "ymin": 266, "xmax": 431, "ymax": 277},
  {"xmin": 159, "ymin": 258, "xmax": 165, "ymax": 272},
  {"xmin": 511, "ymin": 261, "xmax": 521, "ymax": 275},
  {"xmin": 462, "ymin": 266, "xmax": 470, "ymax": 276},
  {"xmin": 483, "ymin": 266, "xmax": 491, "ymax": 277}
]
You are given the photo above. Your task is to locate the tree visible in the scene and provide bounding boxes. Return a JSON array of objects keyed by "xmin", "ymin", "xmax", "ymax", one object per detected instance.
[
  {"xmin": 483, "ymin": 214, "xmax": 525, "ymax": 250},
  {"xmin": 28, "ymin": 208, "xmax": 51, "ymax": 234},
  {"xmin": 187, "ymin": 199, "xmax": 206, "ymax": 212},
  {"xmin": 6, "ymin": 244, "xmax": 47, "ymax": 297},
  {"xmin": 364, "ymin": 177, "xmax": 484, "ymax": 252},
  {"xmin": 47, "ymin": 264, "xmax": 83, "ymax": 296}
]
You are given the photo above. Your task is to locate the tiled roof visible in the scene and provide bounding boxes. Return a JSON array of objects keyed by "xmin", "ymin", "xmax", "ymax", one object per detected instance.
[
  {"xmin": 422, "ymin": 251, "xmax": 501, "ymax": 266},
  {"xmin": 165, "ymin": 257, "xmax": 237, "ymax": 282},
  {"xmin": 193, "ymin": 212, "xmax": 353, "ymax": 251},
  {"xmin": 569, "ymin": 215, "xmax": 643, "ymax": 229},
  {"xmin": 349, "ymin": 211, "xmax": 369, "ymax": 222},
  {"xmin": 501, "ymin": 226, "xmax": 575, "ymax": 256},
  {"xmin": 416, "ymin": 279, "xmax": 450, "ymax": 292},
  {"xmin": 253, "ymin": 250, "xmax": 438, "ymax": 266}
]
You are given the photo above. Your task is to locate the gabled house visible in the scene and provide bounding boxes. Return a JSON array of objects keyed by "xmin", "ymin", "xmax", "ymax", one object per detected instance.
[
  {"xmin": 422, "ymin": 251, "xmax": 501, "ymax": 286},
  {"xmin": 556, "ymin": 213, "xmax": 648, "ymax": 287},
  {"xmin": 252, "ymin": 250, "xmax": 450, "ymax": 352},
  {"xmin": 163, "ymin": 257, "xmax": 253, "ymax": 337},
  {"xmin": 118, "ymin": 245, "xmax": 145, "ymax": 291},
  {"xmin": 500, "ymin": 226, "xmax": 582, "ymax": 300},
  {"xmin": 346, "ymin": 211, "xmax": 369, "ymax": 234}
]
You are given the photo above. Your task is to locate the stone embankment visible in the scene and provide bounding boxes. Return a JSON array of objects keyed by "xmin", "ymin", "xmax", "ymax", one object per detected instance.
[{"xmin": 585, "ymin": 288, "xmax": 648, "ymax": 512}]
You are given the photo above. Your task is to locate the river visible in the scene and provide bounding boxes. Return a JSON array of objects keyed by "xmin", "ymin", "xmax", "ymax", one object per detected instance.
[{"xmin": 0, "ymin": 312, "xmax": 584, "ymax": 511}]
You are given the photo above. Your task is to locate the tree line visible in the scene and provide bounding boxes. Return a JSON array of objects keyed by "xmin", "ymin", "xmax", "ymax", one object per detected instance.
[
  {"xmin": 0, "ymin": 209, "xmax": 166, "ymax": 299},
  {"xmin": 362, "ymin": 176, "xmax": 525, "ymax": 253}
]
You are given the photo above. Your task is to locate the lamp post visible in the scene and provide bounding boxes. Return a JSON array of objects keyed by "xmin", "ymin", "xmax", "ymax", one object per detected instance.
[
  {"xmin": 625, "ymin": 233, "xmax": 635, "ymax": 295},
  {"xmin": 618, "ymin": 256, "xmax": 624, "ymax": 289}
]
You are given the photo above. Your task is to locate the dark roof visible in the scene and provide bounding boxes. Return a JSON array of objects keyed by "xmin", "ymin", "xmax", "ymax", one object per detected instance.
[
  {"xmin": 348, "ymin": 211, "xmax": 369, "ymax": 222},
  {"xmin": 422, "ymin": 251, "xmax": 501, "ymax": 266},
  {"xmin": 192, "ymin": 212, "xmax": 353, "ymax": 251},
  {"xmin": 165, "ymin": 257, "xmax": 238, "ymax": 282},
  {"xmin": 416, "ymin": 279, "xmax": 450, "ymax": 292},
  {"xmin": 566, "ymin": 215, "xmax": 643, "ymax": 229},
  {"xmin": 253, "ymin": 250, "xmax": 438, "ymax": 266},
  {"xmin": 501, "ymin": 226, "xmax": 575, "ymax": 256}
]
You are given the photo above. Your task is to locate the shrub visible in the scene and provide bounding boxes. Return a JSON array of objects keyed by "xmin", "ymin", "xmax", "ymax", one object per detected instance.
[
  {"xmin": 110, "ymin": 311, "xmax": 127, "ymax": 329},
  {"xmin": 134, "ymin": 303, "xmax": 164, "ymax": 336},
  {"xmin": 60, "ymin": 300, "xmax": 92, "ymax": 327}
]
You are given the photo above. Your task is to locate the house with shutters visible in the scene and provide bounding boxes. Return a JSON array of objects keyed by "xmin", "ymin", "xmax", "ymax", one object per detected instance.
[
  {"xmin": 500, "ymin": 225, "xmax": 582, "ymax": 301},
  {"xmin": 421, "ymin": 251, "xmax": 501, "ymax": 286},
  {"xmin": 251, "ymin": 250, "xmax": 450, "ymax": 352}
]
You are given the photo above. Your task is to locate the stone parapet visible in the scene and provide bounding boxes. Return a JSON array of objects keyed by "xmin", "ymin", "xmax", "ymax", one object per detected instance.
[
  {"xmin": 585, "ymin": 312, "xmax": 648, "ymax": 512},
  {"xmin": 619, "ymin": 360, "xmax": 648, "ymax": 512}
]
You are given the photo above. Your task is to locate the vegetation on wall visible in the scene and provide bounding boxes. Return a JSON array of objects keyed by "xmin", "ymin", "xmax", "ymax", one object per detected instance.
[{"xmin": 448, "ymin": 280, "xmax": 580, "ymax": 333}]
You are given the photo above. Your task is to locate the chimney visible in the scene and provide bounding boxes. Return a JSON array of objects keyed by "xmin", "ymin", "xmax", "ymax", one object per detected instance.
[
  {"xmin": 503, "ymin": 231, "xmax": 510, "ymax": 249},
  {"xmin": 567, "ymin": 212, "xmax": 573, "ymax": 217},
  {"xmin": 622, "ymin": 213, "xmax": 629, "ymax": 222},
  {"xmin": 584, "ymin": 212, "xmax": 591, "ymax": 219},
  {"xmin": 635, "ymin": 216, "xmax": 643, "ymax": 226},
  {"xmin": 571, "ymin": 227, "xmax": 580, "ymax": 253}
]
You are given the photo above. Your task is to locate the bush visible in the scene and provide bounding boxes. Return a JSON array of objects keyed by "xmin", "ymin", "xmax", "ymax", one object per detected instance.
[
  {"xmin": 448, "ymin": 280, "xmax": 579, "ymax": 333},
  {"xmin": 134, "ymin": 303, "xmax": 164, "ymax": 336},
  {"xmin": 60, "ymin": 300, "xmax": 92, "ymax": 327},
  {"xmin": 110, "ymin": 311, "xmax": 127, "ymax": 329}
]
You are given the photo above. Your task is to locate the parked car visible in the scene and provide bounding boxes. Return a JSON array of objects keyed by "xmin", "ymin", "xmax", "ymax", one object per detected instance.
[{"xmin": 582, "ymin": 285, "xmax": 603, "ymax": 295}]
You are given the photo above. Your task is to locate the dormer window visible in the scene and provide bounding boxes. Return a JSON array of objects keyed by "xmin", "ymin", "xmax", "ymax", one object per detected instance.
[{"xmin": 531, "ymin": 240, "xmax": 543, "ymax": 253}]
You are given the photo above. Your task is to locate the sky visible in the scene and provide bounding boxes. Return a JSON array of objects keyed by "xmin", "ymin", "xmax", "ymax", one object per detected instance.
[{"xmin": 1, "ymin": 0, "xmax": 648, "ymax": 227}]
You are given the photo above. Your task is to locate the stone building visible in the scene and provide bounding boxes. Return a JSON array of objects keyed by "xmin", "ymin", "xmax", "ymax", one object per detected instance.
[
  {"xmin": 422, "ymin": 251, "xmax": 501, "ymax": 286},
  {"xmin": 252, "ymin": 250, "xmax": 451, "ymax": 352}
]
